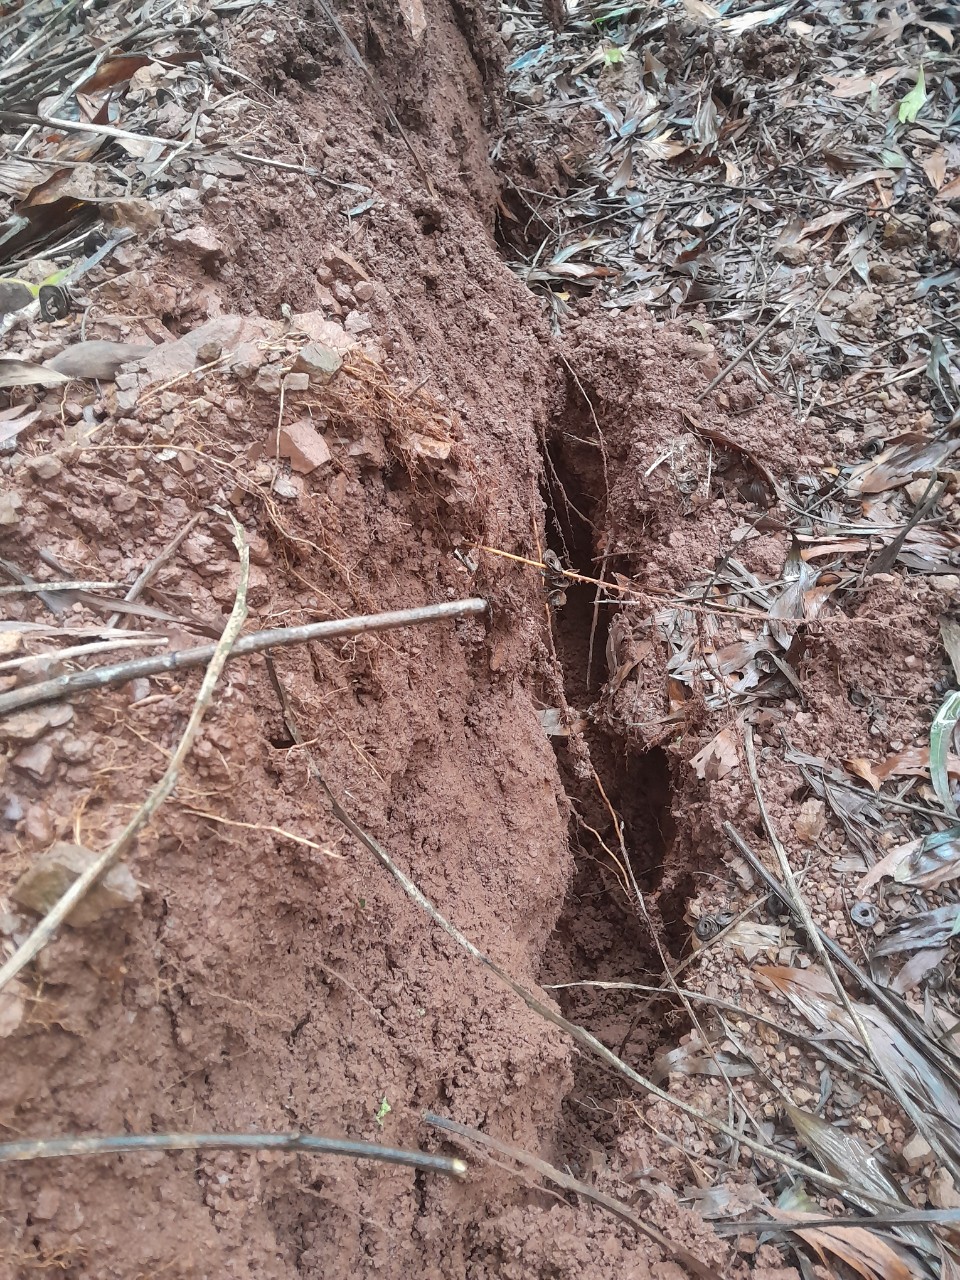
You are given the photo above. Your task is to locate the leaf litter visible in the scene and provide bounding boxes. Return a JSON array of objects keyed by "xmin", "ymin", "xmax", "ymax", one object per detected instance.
[{"xmin": 497, "ymin": 0, "xmax": 960, "ymax": 1272}]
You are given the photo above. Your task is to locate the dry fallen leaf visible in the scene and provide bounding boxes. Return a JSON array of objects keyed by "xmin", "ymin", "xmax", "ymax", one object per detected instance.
[
  {"xmin": 924, "ymin": 148, "xmax": 948, "ymax": 191},
  {"xmin": 690, "ymin": 724, "xmax": 739, "ymax": 781}
]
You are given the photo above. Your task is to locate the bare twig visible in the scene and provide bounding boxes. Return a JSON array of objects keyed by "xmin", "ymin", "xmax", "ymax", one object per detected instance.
[
  {"xmin": 0, "ymin": 581, "xmax": 123, "ymax": 596},
  {"xmin": 0, "ymin": 1131, "xmax": 466, "ymax": 1178},
  {"xmin": 0, "ymin": 598, "xmax": 489, "ymax": 716},
  {"xmin": 0, "ymin": 520, "xmax": 250, "ymax": 994},
  {"xmin": 265, "ymin": 667, "xmax": 904, "ymax": 1206},
  {"xmin": 694, "ymin": 301, "xmax": 795, "ymax": 404},
  {"xmin": 105, "ymin": 511, "xmax": 203, "ymax": 629},
  {"xmin": 423, "ymin": 1113, "xmax": 722, "ymax": 1279}
]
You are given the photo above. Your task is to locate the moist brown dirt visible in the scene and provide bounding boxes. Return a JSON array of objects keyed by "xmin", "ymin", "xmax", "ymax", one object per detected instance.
[{"xmin": 2, "ymin": 0, "xmax": 954, "ymax": 1277}]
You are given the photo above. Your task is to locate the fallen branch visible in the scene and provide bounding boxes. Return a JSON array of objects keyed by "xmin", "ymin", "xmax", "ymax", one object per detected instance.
[
  {"xmin": 0, "ymin": 598, "xmax": 488, "ymax": 716},
  {"xmin": 265, "ymin": 664, "xmax": 903, "ymax": 1208},
  {"xmin": 423, "ymin": 1113, "xmax": 721, "ymax": 1279},
  {"xmin": 0, "ymin": 520, "xmax": 250, "ymax": 994},
  {"xmin": 0, "ymin": 1131, "xmax": 466, "ymax": 1178}
]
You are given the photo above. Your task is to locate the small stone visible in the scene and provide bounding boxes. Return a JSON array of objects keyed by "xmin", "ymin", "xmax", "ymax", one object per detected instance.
[
  {"xmin": 24, "ymin": 454, "xmax": 62, "ymax": 481},
  {"xmin": 777, "ymin": 242, "xmax": 809, "ymax": 265},
  {"xmin": 112, "ymin": 491, "xmax": 139, "ymax": 513},
  {"xmin": 906, "ymin": 479, "xmax": 930, "ymax": 504},
  {"xmin": 12, "ymin": 842, "xmax": 141, "ymax": 926},
  {"xmin": 845, "ymin": 292, "xmax": 882, "ymax": 326},
  {"xmin": 12, "ymin": 742, "xmax": 56, "ymax": 783},
  {"xmin": 0, "ymin": 705, "xmax": 73, "ymax": 746},
  {"xmin": 196, "ymin": 340, "xmax": 222, "ymax": 363},
  {"xmin": 167, "ymin": 226, "xmax": 227, "ymax": 263},
  {"xmin": 344, "ymin": 310, "xmax": 371, "ymax": 334},
  {"xmin": 354, "ymin": 281, "xmax": 375, "ymax": 302},
  {"xmin": 795, "ymin": 798, "xmax": 826, "ymax": 844},
  {"xmin": 902, "ymin": 1133, "xmax": 933, "ymax": 1173},
  {"xmin": 0, "ymin": 490, "xmax": 23, "ymax": 526},
  {"xmin": 0, "ymin": 631, "xmax": 23, "ymax": 659},
  {"xmin": 129, "ymin": 678, "xmax": 151, "ymax": 703},
  {"xmin": 929, "ymin": 1167, "xmax": 960, "ymax": 1209},
  {"xmin": 254, "ymin": 366, "xmax": 282, "ymax": 396},
  {"xmin": 272, "ymin": 474, "xmax": 303, "ymax": 500},
  {"xmin": 264, "ymin": 419, "xmax": 331, "ymax": 474},
  {"xmin": 282, "ymin": 372, "xmax": 310, "ymax": 394},
  {"xmin": 160, "ymin": 392, "xmax": 183, "ymax": 413},
  {"xmin": 293, "ymin": 343, "xmax": 343, "ymax": 382}
]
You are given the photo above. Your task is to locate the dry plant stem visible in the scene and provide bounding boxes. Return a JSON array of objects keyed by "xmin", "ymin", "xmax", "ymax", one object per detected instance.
[
  {"xmin": 724, "ymin": 823, "xmax": 960, "ymax": 1093},
  {"xmin": 740, "ymin": 736, "xmax": 960, "ymax": 1178},
  {"xmin": 0, "ymin": 1132, "xmax": 466, "ymax": 1178},
  {"xmin": 0, "ymin": 522, "xmax": 250, "ymax": 995},
  {"xmin": 0, "ymin": 581, "xmax": 122, "ymax": 595},
  {"xmin": 423, "ymin": 1113, "xmax": 722, "ymax": 1280},
  {"xmin": 717, "ymin": 1208, "xmax": 960, "ymax": 1234},
  {"xmin": 105, "ymin": 511, "xmax": 203, "ymax": 629},
  {"xmin": 0, "ymin": 636, "xmax": 167, "ymax": 673},
  {"xmin": 266, "ymin": 669, "xmax": 904, "ymax": 1208},
  {"xmin": 0, "ymin": 598, "xmax": 489, "ymax": 716},
  {"xmin": 694, "ymin": 301, "xmax": 795, "ymax": 403}
]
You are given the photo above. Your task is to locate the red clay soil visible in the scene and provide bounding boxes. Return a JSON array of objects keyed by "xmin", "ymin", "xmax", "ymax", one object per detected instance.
[{"xmin": 1, "ymin": 0, "xmax": 951, "ymax": 1277}]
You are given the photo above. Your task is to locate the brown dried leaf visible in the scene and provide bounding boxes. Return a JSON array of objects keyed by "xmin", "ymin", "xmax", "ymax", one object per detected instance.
[
  {"xmin": 690, "ymin": 724, "xmax": 739, "ymax": 781},
  {"xmin": 769, "ymin": 1208, "xmax": 916, "ymax": 1280},
  {"xmin": 846, "ymin": 437, "xmax": 960, "ymax": 495},
  {"xmin": 849, "ymin": 757, "xmax": 885, "ymax": 788},
  {"xmin": 824, "ymin": 67, "xmax": 901, "ymax": 98},
  {"xmin": 924, "ymin": 149, "xmax": 948, "ymax": 191}
]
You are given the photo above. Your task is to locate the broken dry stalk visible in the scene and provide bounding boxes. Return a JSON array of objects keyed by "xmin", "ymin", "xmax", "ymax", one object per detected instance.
[
  {"xmin": 0, "ymin": 598, "xmax": 489, "ymax": 716},
  {"xmin": 0, "ymin": 520, "xmax": 250, "ymax": 994},
  {"xmin": 104, "ymin": 511, "xmax": 204, "ymax": 629},
  {"xmin": 694, "ymin": 301, "xmax": 795, "ymax": 404},
  {"xmin": 0, "ymin": 1131, "xmax": 467, "ymax": 1178},
  {"xmin": 423, "ymin": 1112, "xmax": 721, "ymax": 1280}
]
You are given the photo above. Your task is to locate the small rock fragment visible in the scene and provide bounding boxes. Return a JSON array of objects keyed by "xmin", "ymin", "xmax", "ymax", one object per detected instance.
[
  {"xmin": 795, "ymin": 798, "xmax": 826, "ymax": 844},
  {"xmin": 0, "ymin": 490, "xmax": 23, "ymax": 526},
  {"xmin": 282, "ymin": 371, "xmax": 310, "ymax": 394},
  {"xmin": 167, "ymin": 227, "xmax": 227, "ymax": 263},
  {"xmin": 196, "ymin": 340, "xmax": 223, "ymax": 363},
  {"xmin": 0, "ymin": 704, "xmax": 73, "ymax": 746},
  {"xmin": 294, "ymin": 343, "xmax": 343, "ymax": 382},
  {"xmin": 12, "ymin": 841, "xmax": 141, "ymax": 926},
  {"xmin": 902, "ymin": 1132, "xmax": 933, "ymax": 1173},
  {"xmin": 929, "ymin": 1167, "xmax": 960, "ymax": 1210},
  {"xmin": 12, "ymin": 742, "xmax": 56, "ymax": 783},
  {"xmin": 0, "ymin": 631, "xmax": 23, "ymax": 659},
  {"xmin": 264, "ymin": 419, "xmax": 331, "ymax": 474},
  {"xmin": 24, "ymin": 454, "xmax": 62, "ymax": 481}
]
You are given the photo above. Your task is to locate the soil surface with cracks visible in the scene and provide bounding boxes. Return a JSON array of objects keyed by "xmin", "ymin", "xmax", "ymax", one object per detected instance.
[{"xmin": 0, "ymin": 0, "xmax": 956, "ymax": 1277}]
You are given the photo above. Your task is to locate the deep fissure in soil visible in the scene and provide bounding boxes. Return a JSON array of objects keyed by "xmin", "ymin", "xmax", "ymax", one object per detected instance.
[{"xmin": 535, "ymin": 398, "xmax": 692, "ymax": 1166}]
